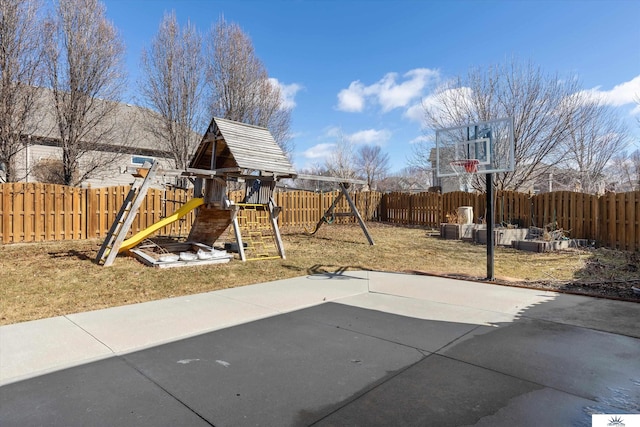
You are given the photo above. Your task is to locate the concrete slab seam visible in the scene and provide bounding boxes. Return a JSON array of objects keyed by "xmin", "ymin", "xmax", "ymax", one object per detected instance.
[
  {"xmin": 308, "ymin": 351, "xmax": 438, "ymax": 426},
  {"xmin": 430, "ymin": 324, "xmax": 486, "ymax": 354},
  {"xmin": 309, "ymin": 318, "xmax": 433, "ymax": 357},
  {"xmin": 64, "ymin": 315, "xmax": 117, "ymax": 355},
  {"xmin": 118, "ymin": 355, "xmax": 216, "ymax": 427},
  {"xmin": 432, "ymin": 351, "xmax": 621, "ymax": 410}
]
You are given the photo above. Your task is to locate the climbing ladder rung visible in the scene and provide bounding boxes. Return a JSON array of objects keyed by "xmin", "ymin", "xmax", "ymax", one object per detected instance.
[
  {"xmin": 96, "ymin": 160, "xmax": 160, "ymax": 266},
  {"xmin": 231, "ymin": 202, "xmax": 285, "ymax": 261}
]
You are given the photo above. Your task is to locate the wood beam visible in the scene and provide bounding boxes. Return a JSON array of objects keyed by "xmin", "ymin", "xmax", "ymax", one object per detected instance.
[
  {"xmin": 340, "ymin": 183, "xmax": 375, "ymax": 245},
  {"xmin": 293, "ymin": 174, "xmax": 366, "ymax": 185}
]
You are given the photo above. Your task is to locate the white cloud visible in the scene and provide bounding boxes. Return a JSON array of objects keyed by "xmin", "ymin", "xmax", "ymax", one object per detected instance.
[
  {"xmin": 336, "ymin": 68, "xmax": 439, "ymax": 113},
  {"xmin": 302, "ymin": 143, "xmax": 336, "ymax": 159},
  {"xmin": 269, "ymin": 78, "xmax": 303, "ymax": 109},
  {"xmin": 579, "ymin": 75, "xmax": 640, "ymax": 108},
  {"xmin": 406, "ymin": 86, "xmax": 474, "ymax": 126},
  {"xmin": 346, "ymin": 129, "xmax": 391, "ymax": 145},
  {"xmin": 325, "ymin": 126, "xmax": 342, "ymax": 138},
  {"xmin": 409, "ymin": 135, "xmax": 432, "ymax": 145},
  {"xmin": 377, "ymin": 69, "xmax": 439, "ymax": 112},
  {"xmin": 404, "ymin": 103, "xmax": 425, "ymax": 123},
  {"xmin": 300, "ymin": 128, "xmax": 392, "ymax": 165},
  {"xmin": 336, "ymin": 81, "xmax": 366, "ymax": 112}
]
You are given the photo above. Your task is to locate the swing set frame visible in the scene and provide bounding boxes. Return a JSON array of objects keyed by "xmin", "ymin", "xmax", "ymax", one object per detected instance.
[{"xmin": 295, "ymin": 174, "xmax": 375, "ymax": 245}]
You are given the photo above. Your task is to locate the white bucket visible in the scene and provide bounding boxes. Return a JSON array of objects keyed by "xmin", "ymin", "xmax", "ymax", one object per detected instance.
[{"xmin": 458, "ymin": 206, "xmax": 474, "ymax": 224}]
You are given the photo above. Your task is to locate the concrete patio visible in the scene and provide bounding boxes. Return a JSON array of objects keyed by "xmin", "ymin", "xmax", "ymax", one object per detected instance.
[{"xmin": 1, "ymin": 271, "xmax": 639, "ymax": 426}]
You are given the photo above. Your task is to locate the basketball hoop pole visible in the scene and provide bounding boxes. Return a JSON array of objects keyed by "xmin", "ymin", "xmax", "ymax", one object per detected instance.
[
  {"xmin": 486, "ymin": 173, "xmax": 495, "ymax": 281},
  {"xmin": 436, "ymin": 117, "xmax": 514, "ymax": 281}
]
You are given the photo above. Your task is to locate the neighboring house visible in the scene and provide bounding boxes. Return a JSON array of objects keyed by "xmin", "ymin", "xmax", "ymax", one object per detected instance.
[
  {"xmin": 378, "ymin": 172, "xmax": 433, "ymax": 193},
  {"xmin": 3, "ymin": 88, "xmax": 201, "ymax": 188}
]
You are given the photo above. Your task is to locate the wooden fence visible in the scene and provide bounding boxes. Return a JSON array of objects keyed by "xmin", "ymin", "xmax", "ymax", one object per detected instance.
[
  {"xmin": 0, "ymin": 183, "xmax": 194, "ymax": 244},
  {"xmin": 1, "ymin": 183, "xmax": 638, "ymax": 251},
  {"xmin": 381, "ymin": 190, "xmax": 639, "ymax": 251},
  {"xmin": 0, "ymin": 184, "xmax": 381, "ymax": 244}
]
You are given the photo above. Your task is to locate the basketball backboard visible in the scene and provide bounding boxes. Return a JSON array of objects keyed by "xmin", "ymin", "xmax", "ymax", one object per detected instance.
[{"xmin": 435, "ymin": 117, "xmax": 514, "ymax": 177}]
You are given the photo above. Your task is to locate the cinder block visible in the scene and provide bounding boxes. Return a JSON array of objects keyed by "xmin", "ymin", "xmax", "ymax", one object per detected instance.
[
  {"xmin": 475, "ymin": 228, "xmax": 529, "ymax": 246},
  {"xmin": 511, "ymin": 239, "xmax": 572, "ymax": 252}
]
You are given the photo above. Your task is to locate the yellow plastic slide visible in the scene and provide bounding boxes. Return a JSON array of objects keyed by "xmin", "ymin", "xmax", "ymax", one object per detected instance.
[{"xmin": 118, "ymin": 197, "xmax": 205, "ymax": 253}]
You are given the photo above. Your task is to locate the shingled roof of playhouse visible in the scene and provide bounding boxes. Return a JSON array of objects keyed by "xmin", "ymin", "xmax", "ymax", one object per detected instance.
[{"xmin": 189, "ymin": 117, "xmax": 297, "ymax": 178}]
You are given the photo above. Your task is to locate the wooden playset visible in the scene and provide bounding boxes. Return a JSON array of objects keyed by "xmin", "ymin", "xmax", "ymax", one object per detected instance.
[{"xmin": 96, "ymin": 117, "xmax": 372, "ymax": 267}]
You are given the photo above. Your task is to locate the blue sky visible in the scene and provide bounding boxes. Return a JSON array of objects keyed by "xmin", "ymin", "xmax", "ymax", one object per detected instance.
[{"xmin": 102, "ymin": 0, "xmax": 640, "ymax": 174}]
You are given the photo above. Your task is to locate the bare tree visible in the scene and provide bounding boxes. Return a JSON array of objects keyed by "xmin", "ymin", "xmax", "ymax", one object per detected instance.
[
  {"xmin": 324, "ymin": 130, "xmax": 357, "ymax": 181},
  {"xmin": 139, "ymin": 11, "xmax": 204, "ymax": 170},
  {"xmin": 377, "ymin": 167, "xmax": 434, "ymax": 192},
  {"xmin": 419, "ymin": 59, "xmax": 583, "ymax": 191},
  {"xmin": 609, "ymin": 150, "xmax": 640, "ymax": 192},
  {"xmin": 289, "ymin": 164, "xmax": 334, "ymax": 192},
  {"xmin": 629, "ymin": 150, "xmax": 640, "ymax": 191},
  {"xmin": 42, "ymin": 0, "xmax": 127, "ymax": 186},
  {"xmin": 558, "ymin": 97, "xmax": 628, "ymax": 193},
  {"xmin": 354, "ymin": 144, "xmax": 390, "ymax": 190},
  {"xmin": 0, "ymin": 0, "xmax": 43, "ymax": 182},
  {"xmin": 205, "ymin": 17, "xmax": 293, "ymax": 157}
]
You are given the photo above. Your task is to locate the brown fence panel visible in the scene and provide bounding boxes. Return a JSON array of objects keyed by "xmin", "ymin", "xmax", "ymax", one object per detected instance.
[
  {"xmin": 383, "ymin": 192, "xmax": 411, "ymax": 225},
  {"xmin": 531, "ymin": 191, "xmax": 601, "ymax": 241},
  {"xmin": 86, "ymin": 186, "xmax": 117, "ymax": 239},
  {"xmin": 0, "ymin": 183, "xmax": 84, "ymax": 243},
  {"xmin": 1, "ymin": 183, "xmax": 20, "ymax": 243},
  {"xmin": 87, "ymin": 186, "xmax": 128, "ymax": 239},
  {"xmin": 274, "ymin": 189, "xmax": 378, "ymax": 229},
  {"xmin": 163, "ymin": 188, "xmax": 195, "ymax": 237},
  {"xmin": 355, "ymin": 191, "xmax": 381, "ymax": 221},
  {"xmin": 599, "ymin": 191, "xmax": 640, "ymax": 251},
  {"xmin": 625, "ymin": 191, "xmax": 639, "ymax": 252},
  {"xmin": 600, "ymin": 192, "xmax": 617, "ymax": 250},
  {"xmin": 406, "ymin": 192, "xmax": 442, "ymax": 227},
  {"xmin": 495, "ymin": 191, "xmax": 531, "ymax": 227},
  {"xmin": 574, "ymin": 192, "xmax": 599, "ymax": 240},
  {"xmin": 442, "ymin": 191, "xmax": 482, "ymax": 223},
  {"xmin": 40, "ymin": 183, "xmax": 83, "ymax": 242},
  {"xmin": 381, "ymin": 191, "xmax": 444, "ymax": 227},
  {"xmin": 277, "ymin": 190, "xmax": 319, "ymax": 228},
  {"xmin": 84, "ymin": 186, "xmax": 196, "ymax": 240},
  {"xmin": 333, "ymin": 190, "xmax": 355, "ymax": 225}
]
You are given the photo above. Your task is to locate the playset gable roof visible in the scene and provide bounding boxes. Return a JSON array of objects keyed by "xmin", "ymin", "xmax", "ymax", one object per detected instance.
[{"xmin": 189, "ymin": 117, "xmax": 296, "ymax": 179}]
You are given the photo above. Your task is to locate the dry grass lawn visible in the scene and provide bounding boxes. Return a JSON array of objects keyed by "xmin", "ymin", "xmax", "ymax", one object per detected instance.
[{"xmin": 1, "ymin": 222, "xmax": 637, "ymax": 325}]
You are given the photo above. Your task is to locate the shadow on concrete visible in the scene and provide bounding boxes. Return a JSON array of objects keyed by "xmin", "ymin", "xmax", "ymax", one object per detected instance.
[
  {"xmin": 301, "ymin": 295, "xmax": 640, "ymax": 426},
  {"xmin": 1, "ymin": 278, "xmax": 638, "ymax": 427}
]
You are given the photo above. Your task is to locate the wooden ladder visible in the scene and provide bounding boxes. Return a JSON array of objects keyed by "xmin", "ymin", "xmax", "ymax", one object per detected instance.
[{"xmin": 95, "ymin": 161, "xmax": 160, "ymax": 266}]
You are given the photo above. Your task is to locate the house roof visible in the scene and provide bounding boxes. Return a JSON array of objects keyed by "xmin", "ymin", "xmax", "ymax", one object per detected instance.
[
  {"xmin": 27, "ymin": 87, "xmax": 201, "ymax": 156},
  {"xmin": 189, "ymin": 117, "xmax": 297, "ymax": 178}
]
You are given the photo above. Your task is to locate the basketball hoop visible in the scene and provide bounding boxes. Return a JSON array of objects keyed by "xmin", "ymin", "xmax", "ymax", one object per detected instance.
[{"xmin": 450, "ymin": 159, "xmax": 479, "ymax": 192}]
